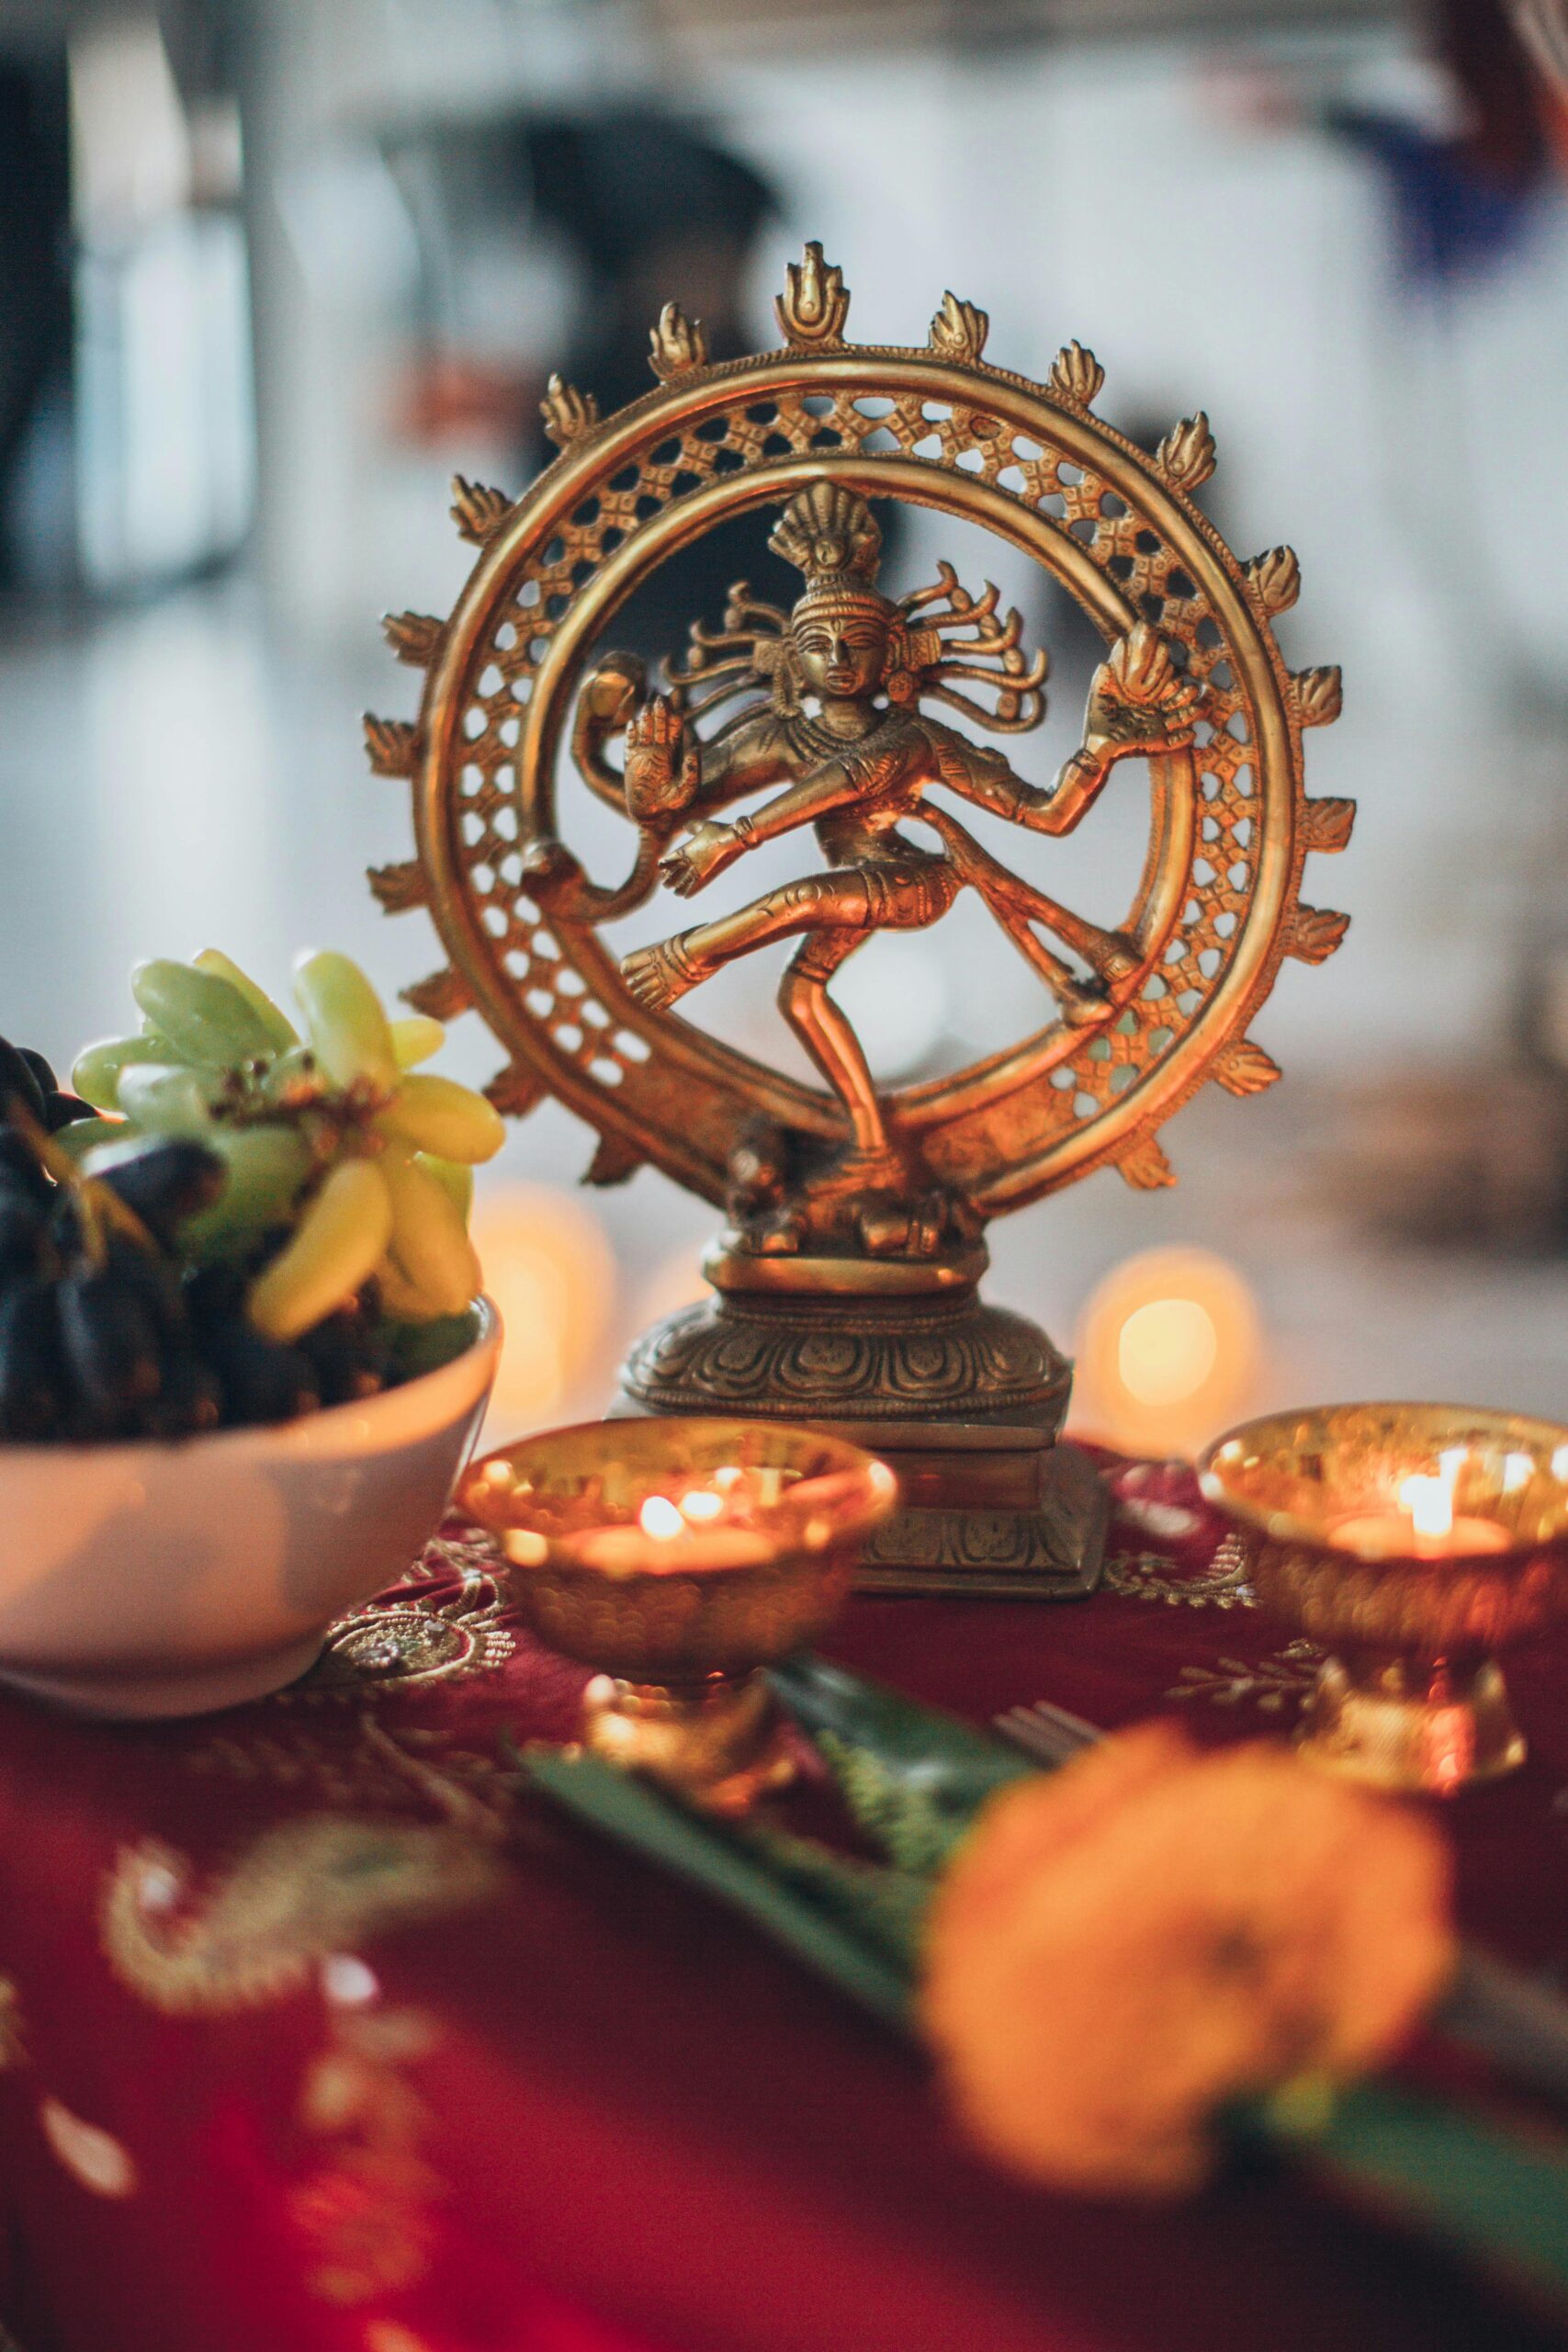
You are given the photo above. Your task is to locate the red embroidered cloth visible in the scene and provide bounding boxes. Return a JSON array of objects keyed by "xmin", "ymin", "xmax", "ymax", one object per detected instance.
[{"xmin": 0, "ymin": 1453, "xmax": 1564, "ymax": 2352}]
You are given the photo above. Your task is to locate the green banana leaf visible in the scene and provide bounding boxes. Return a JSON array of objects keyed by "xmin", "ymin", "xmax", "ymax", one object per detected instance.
[
  {"xmin": 767, "ymin": 1654, "xmax": 1032, "ymax": 1871},
  {"xmin": 521, "ymin": 1745, "xmax": 917, "ymax": 2031},
  {"xmin": 1270, "ymin": 2077, "xmax": 1568, "ymax": 2306}
]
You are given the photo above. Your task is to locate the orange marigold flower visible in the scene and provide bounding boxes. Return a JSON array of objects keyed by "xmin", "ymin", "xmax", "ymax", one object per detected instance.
[{"xmin": 920, "ymin": 1724, "xmax": 1454, "ymax": 2199}]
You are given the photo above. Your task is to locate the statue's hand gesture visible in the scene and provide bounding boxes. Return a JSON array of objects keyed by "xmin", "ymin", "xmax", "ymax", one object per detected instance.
[
  {"xmin": 660, "ymin": 820, "xmax": 743, "ymax": 899},
  {"xmin": 1084, "ymin": 623, "xmax": 1203, "ymax": 760},
  {"xmin": 624, "ymin": 695, "xmax": 701, "ymax": 825}
]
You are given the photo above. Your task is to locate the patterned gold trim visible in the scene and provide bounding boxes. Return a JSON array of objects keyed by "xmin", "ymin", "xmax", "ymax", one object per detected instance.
[
  {"xmin": 102, "ymin": 1815, "xmax": 500, "ymax": 2017},
  {"xmin": 1104, "ymin": 1533, "xmax": 1256, "ymax": 1610}
]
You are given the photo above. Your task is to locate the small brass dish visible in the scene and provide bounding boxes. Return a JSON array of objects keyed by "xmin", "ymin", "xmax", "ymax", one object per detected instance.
[
  {"xmin": 461, "ymin": 1416, "xmax": 897, "ymax": 1811},
  {"xmin": 1199, "ymin": 1403, "xmax": 1568, "ymax": 1793}
]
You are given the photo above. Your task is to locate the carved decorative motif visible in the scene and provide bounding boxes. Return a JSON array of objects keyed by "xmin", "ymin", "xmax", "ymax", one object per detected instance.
[
  {"xmin": 620, "ymin": 1289, "xmax": 1071, "ymax": 1426},
  {"xmin": 775, "ymin": 240, "xmax": 850, "ymax": 345},
  {"xmin": 539, "ymin": 373, "xmax": 598, "ymax": 448},
  {"xmin": 928, "ymin": 291, "xmax": 988, "ymax": 364},
  {"xmin": 648, "ymin": 302, "xmax": 709, "ymax": 380},
  {"xmin": 1046, "ymin": 340, "xmax": 1104, "ymax": 408}
]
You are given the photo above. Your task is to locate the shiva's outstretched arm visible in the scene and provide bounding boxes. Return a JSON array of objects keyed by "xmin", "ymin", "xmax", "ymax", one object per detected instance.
[
  {"xmin": 939, "ymin": 622, "xmax": 1203, "ymax": 839},
  {"xmin": 659, "ymin": 748, "xmax": 863, "ymax": 899}
]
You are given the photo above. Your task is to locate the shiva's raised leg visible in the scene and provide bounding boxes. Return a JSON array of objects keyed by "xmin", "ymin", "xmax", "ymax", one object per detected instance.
[{"xmin": 622, "ymin": 870, "xmax": 874, "ymax": 1013}]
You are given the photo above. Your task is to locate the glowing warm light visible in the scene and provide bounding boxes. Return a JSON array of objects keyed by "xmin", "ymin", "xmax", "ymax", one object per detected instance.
[
  {"xmin": 638, "ymin": 1495, "xmax": 685, "ymax": 1541},
  {"xmin": 1398, "ymin": 1475, "xmax": 1454, "ymax": 1544},
  {"xmin": 1074, "ymin": 1248, "xmax": 1260, "ymax": 1457},
  {"xmin": 680, "ymin": 1487, "xmax": 725, "ymax": 1522},
  {"xmin": 469, "ymin": 1182, "xmax": 615, "ymax": 1435},
  {"xmin": 1116, "ymin": 1298, "xmax": 1218, "ymax": 1408},
  {"xmin": 634, "ymin": 1246, "xmax": 709, "ymax": 1337}
]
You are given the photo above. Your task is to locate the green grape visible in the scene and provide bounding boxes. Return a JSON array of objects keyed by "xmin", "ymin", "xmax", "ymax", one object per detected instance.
[
  {"xmin": 178, "ymin": 1125, "xmax": 314, "ymax": 1255},
  {"xmin": 264, "ymin": 1042, "xmax": 319, "ymax": 1091},
  {"xmin": 293, "ymin": 951, "xmax": 396, "ymax": 1093},
  {"xmin": 193, "ymin": 948, "xmax": 298, "ymax": 1050},
  {"xmin": 418, "ymin": 1151, "xmax": 473, "ymax": 1225},
  {"xmin": 390, "ymin": 1015, "xmax": 445, "ymax": 1069},
  {"xmin": 51, "ymin": 1116, "xmax": 116, "ymax": 1164},
  {"xmin": 373, "ymin": 1254, "xmax": 448, "ymax": 1323},
  {"xmin": 73, "ymin": 1033, "xmax": 179, "ymax": 1112},
  {"xmin": 115, "ymin": 1065, "xmax": 215, "ymax": 1137},
  {"xmin": 130, "ymin": 959, "xmax": 276, "ymax": 1068},
  {"xmin": 378, "ymin": 1073, "xmax": 504, "ymax": 1164},
  {"xmin": 382, "ymin": 1151, "xmax": 480, "ymax": 1317},
  {"xmin": 247, "ymin": 1158, "xmax": 392, "ymax": 1342}
]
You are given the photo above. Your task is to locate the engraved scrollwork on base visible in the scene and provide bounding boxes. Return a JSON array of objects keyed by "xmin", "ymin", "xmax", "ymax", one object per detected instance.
[{"xmin": 619, "ymin": 1288, "xmax": 1071, "ymax": 1428}]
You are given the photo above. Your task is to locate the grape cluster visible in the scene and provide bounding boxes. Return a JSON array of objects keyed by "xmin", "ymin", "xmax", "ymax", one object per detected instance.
[
  {"xmin": 0, "ymin": 948, "xmax": 503, "ymax": 1448},
  {"xmin": 0, "ymin": 1115, "xmax": 396, "ymax": 1441},
  {"xmin": 73, "ymin": 949, "xmax": 503, "ymax": 1338}
]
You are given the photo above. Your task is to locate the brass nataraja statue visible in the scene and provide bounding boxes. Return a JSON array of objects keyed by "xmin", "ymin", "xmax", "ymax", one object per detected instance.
[{"xmin": 368, "ymin": 246, "xmax": 1350, "ymax": 1592}]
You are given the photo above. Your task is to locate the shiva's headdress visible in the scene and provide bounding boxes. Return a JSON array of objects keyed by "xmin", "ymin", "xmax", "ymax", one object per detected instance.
[{"xmin": 665, "ymin": 482, "xmax": 1047, "ymax": 731}]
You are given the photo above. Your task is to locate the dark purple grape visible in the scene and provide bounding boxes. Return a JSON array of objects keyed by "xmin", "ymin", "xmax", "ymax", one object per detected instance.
[
  {"xmin": 0, "ymin": 1132, "xmax": 49, "ymax": 1205},
  {"xmin": 57, "ymin": 1265, "xmax": 164, "ymax": 1435},
  {"xmin": 45, "ymin": 1092, "xmax": 99, "ymax": 1133},
  {"xmin": 17, "ymin": 1049, "xmax": 56, "ymax": 1097},
  {"xmin": 106, "ymin": 1237, "xmax": 188, "ymax": 1351},
  {"xmin": 298, "ymin": 1298, "xmax": 389, "ymax": 1406},
  {"xmin": 94, "ymin": 1140, "xmax": 224, "ymax": 1250},
  {"xmin": 0, "ymin": 1279, "xmax": 67, "ymax": 1440},
  {"xmin": 183, "ymin": 1259, "xmax": 248, "ymax": 1330},
  {"xmin": 0, "ymin": 1040, "xmax": 46, "ymax": 1125},
  {"xmin": 202, "ymin": 1317, "xmax": 321, "ymax": 1426},
  {"xmin": 0, "ymin": 1191, "xmax": 47, "ymax": 1288},
  {"xmin": 138, "ymin": 1350, "xmax": 222, "ymax": 1439}
]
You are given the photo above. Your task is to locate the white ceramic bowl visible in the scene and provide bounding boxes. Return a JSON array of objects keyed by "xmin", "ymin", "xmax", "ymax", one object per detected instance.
[{"xmin": 0, "ymin": 1299, "xmax": 501, "ymax": 1719}]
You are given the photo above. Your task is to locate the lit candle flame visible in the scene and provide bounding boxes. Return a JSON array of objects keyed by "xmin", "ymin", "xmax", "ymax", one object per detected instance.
[
  {"xmin": 1397, "ymin": 1474, "xmax": 1454, "ymax": 1543},
  {"xmin": 680, "ymin": 1488, "xmax": 726, "ymax": 1523},
  {"xmin": 638, "ymin": 1495, "xmax": 685, "ymax": 1541}
]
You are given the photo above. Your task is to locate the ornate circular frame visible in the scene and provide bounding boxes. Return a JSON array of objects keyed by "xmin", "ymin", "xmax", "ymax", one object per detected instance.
[{"xmin": 368, "ymin": 258, "xmax": 1349, "ymax": 1215}]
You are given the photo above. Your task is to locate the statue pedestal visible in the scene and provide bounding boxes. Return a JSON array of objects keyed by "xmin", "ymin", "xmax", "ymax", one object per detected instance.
[{"xmin": 614, "ymin": 1261, "xmax": 1107, "ymax": 1599}]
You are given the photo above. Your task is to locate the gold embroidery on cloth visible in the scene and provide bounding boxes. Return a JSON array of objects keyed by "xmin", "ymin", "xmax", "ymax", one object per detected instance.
[
  {"xmin": 184, "ymin": 1711, "xmax": 515, "ymax": 1830},
  {"xmin": 0, "ymin": 1979, "xmax": 26, "ymax": 2068},
  {"xmin": 101, "ymin": 1814, "xmax": 500, "ymax": 2017},
  {"xmin": 286, "ymin": 1535, "xmax": 514, "ymax": 1702},
  {"xmin": 39, "ymin": 2097, "xmax": 138, "ymax": 2198},
  {"xmin": 291, "ymin": 2006, "xmax": 445, "ymax": 2305},
  {"xmin": 1105, "ymin": 1534, "xmax": 1256, "ymax": 1610},
  {"xmin": 1167, "ymin": 1640, "xmax": 1321, "ymax": 1715}
]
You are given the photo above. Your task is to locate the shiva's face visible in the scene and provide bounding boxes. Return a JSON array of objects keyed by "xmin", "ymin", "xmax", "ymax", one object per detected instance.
[{"xmin": 790, "ymin": 609, "xmax": 889, "ymax": 702}]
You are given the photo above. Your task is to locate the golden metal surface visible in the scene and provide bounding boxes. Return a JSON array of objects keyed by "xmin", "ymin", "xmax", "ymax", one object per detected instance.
[
  {"xmin": 373, "ymin": 247, "xmax": 1346, "ymax": 1587},
  {"xmin": 460, "ymin": 1417, "xmax": 894, "ymax": 1810},
  {"xmin": 1199, "ymin": 1403, "xmax": 1568, "ymax": 1793}
]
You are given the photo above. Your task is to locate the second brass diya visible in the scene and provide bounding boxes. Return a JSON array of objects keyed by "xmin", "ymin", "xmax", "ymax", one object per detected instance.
[
  {"xmin": 462, "ymin": 1416, "xmax": 896, "ymax": 1811},
  {"xmin": 371, "ymin": 243, "xmax": 1351, "ymax": 1598},
  {"xmin": 1200, "ymin": 1403, "xmax": 1568, "ymax": 1795}
]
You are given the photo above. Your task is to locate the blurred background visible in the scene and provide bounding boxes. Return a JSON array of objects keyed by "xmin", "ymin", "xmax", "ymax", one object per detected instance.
[{"xmin": 3, "ymin": 0, "xmax": 1568, "ymax": 1455}]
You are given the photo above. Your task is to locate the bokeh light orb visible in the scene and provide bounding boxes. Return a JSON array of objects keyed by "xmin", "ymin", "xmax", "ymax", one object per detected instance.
[
  {"xmin": 1074, "ymin": 1247, "xmax": 1261, "ymax": 1459},
  {"xmin": 469, "ymin": 1181, "xmax": 615, "ymax": 1435}
]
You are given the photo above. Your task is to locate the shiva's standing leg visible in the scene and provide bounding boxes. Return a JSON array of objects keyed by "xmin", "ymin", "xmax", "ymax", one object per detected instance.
[{"xmin": 776, "ymin": 926, "xmax": 884, "ymax": 1156}]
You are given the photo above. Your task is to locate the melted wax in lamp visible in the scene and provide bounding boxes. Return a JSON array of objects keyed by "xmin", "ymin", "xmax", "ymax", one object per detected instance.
[
  {"xmin": 503, "ymin": 1462, "xmax": 802, "ymax": 1575},
  {"xmin": 1331, "ymin": 1470, "xmax": 1511, "ymax": 1560}
]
